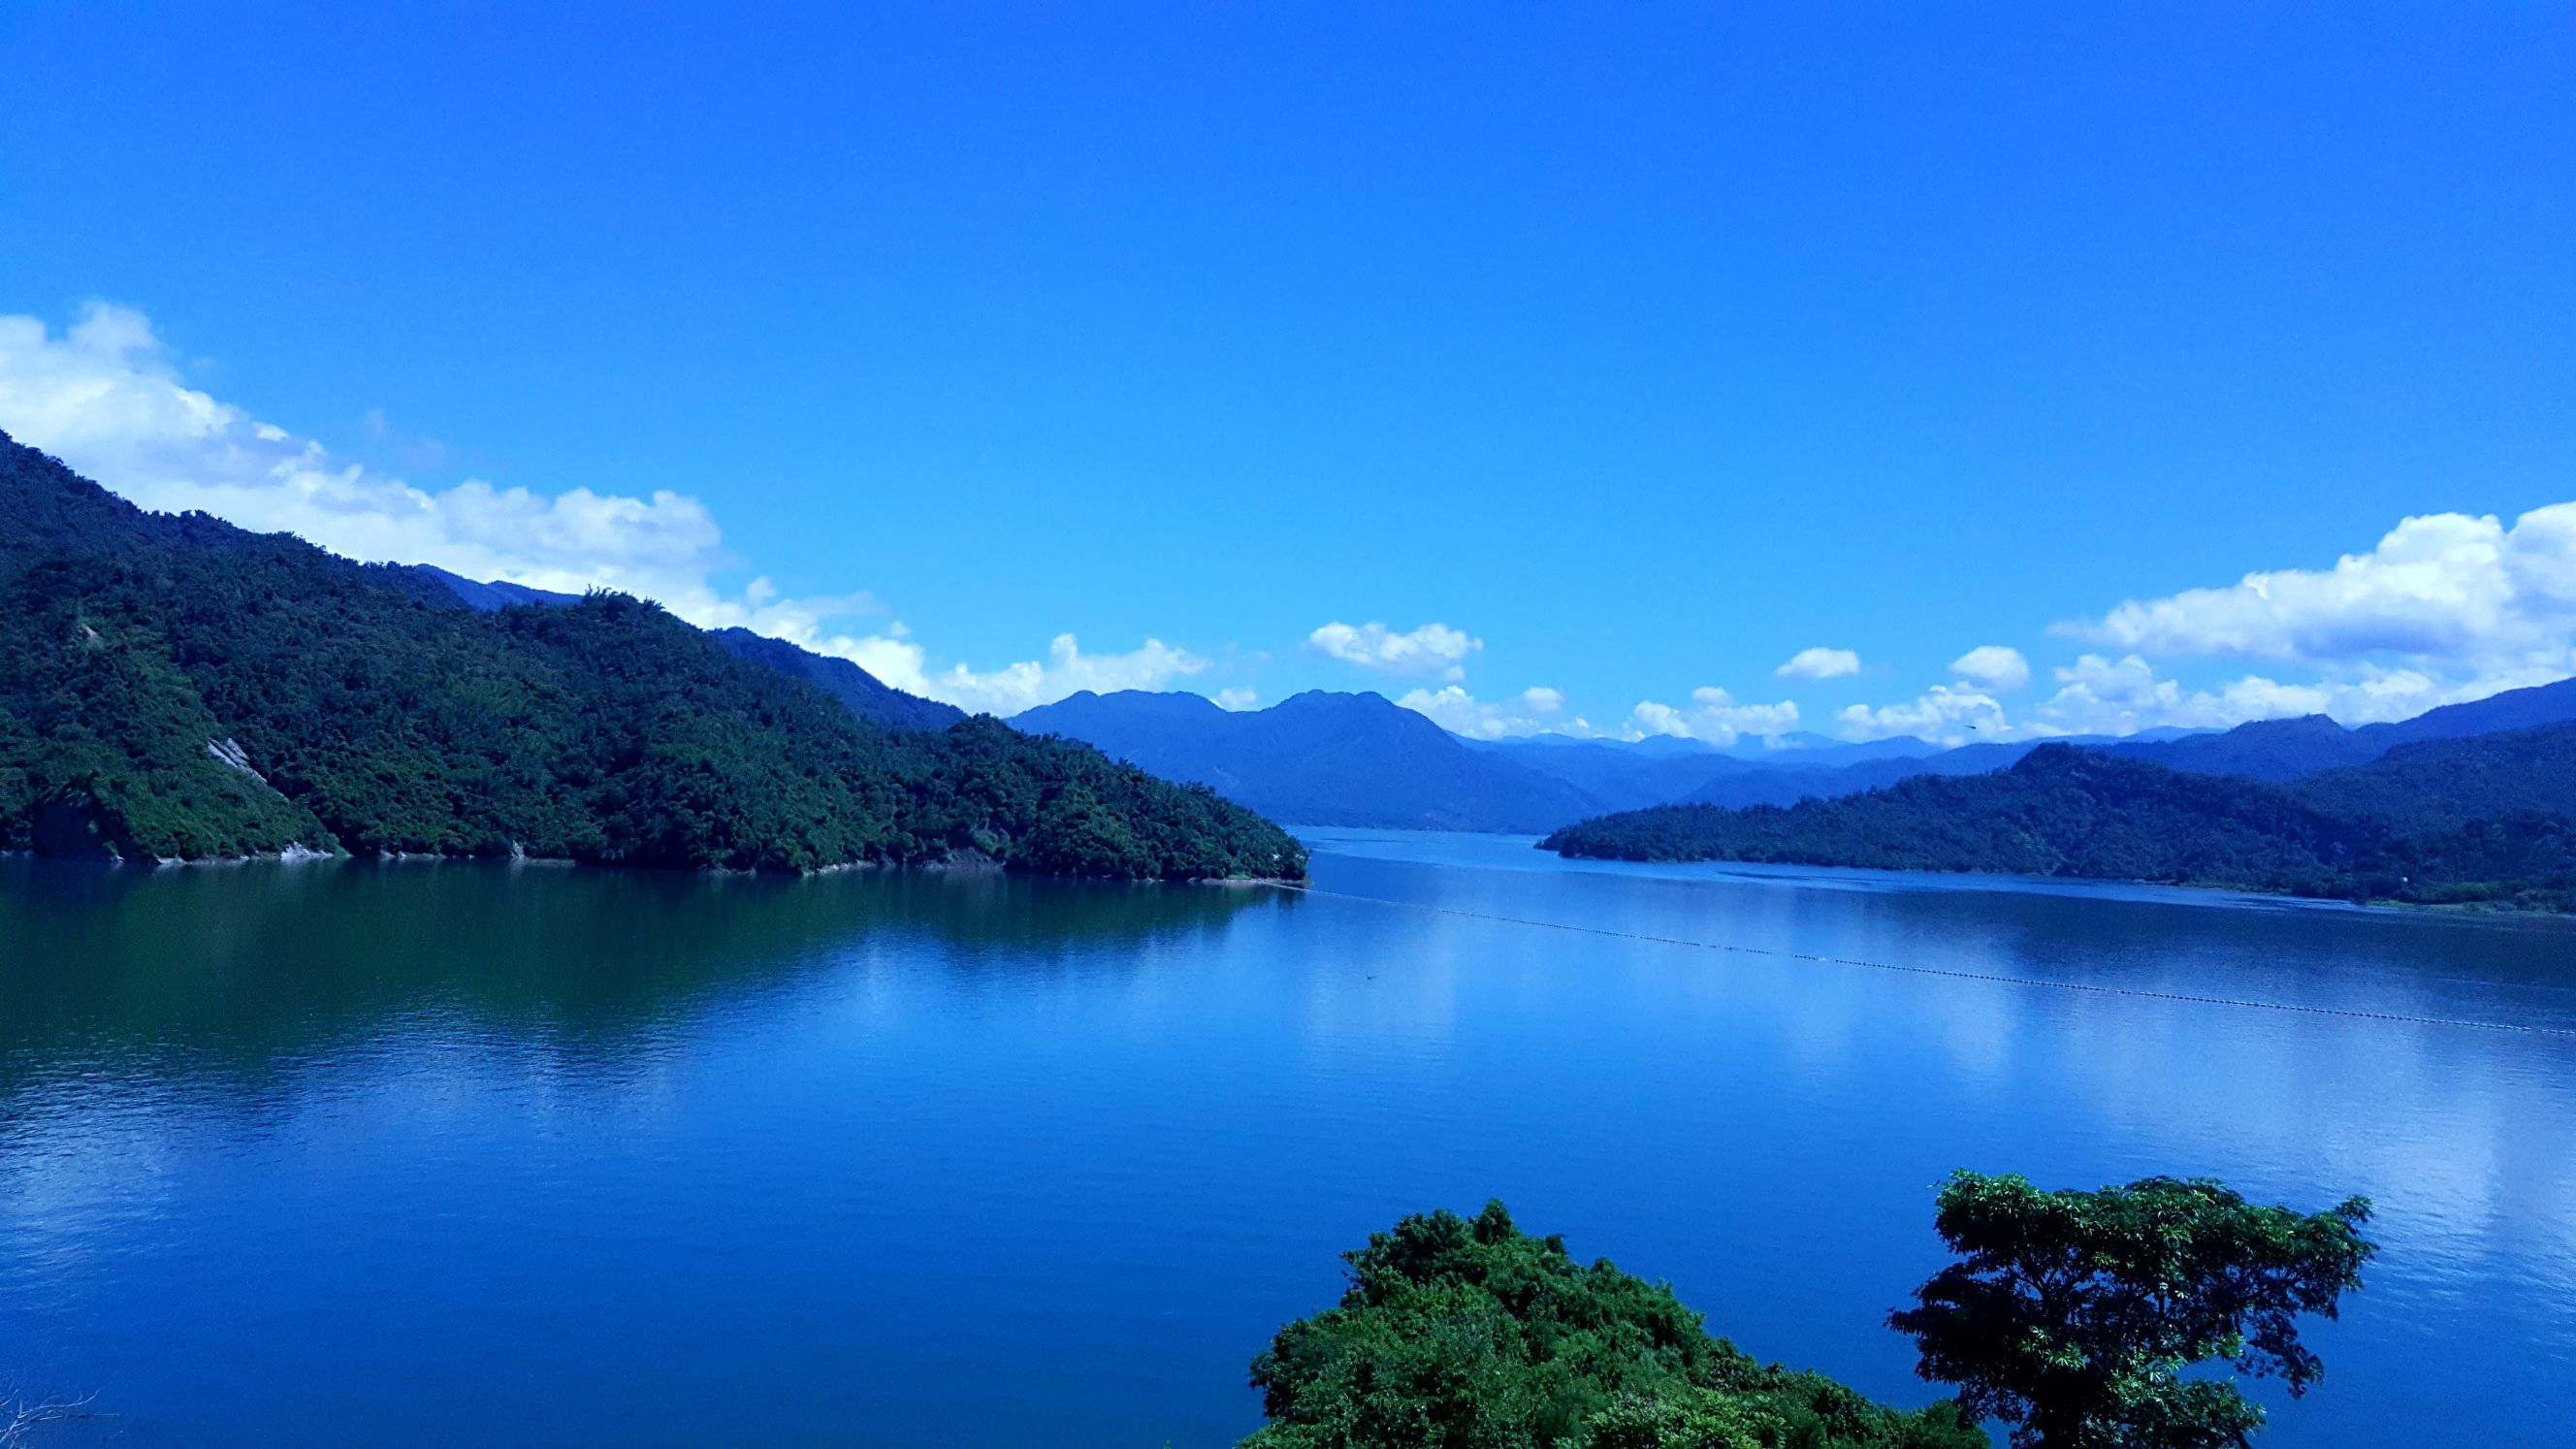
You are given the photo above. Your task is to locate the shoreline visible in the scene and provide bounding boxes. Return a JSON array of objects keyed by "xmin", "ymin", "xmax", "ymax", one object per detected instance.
[{"xmin": 0, "ymin": 845, "xmax": 1307, "ymax": 889}]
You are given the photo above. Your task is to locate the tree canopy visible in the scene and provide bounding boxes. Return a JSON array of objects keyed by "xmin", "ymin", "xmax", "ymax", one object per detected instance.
[
  {"xmin": 1242, "ymin": 1201, "xmax": 1986, "ymax": 1449},
  {"xmin": 1888, "ymin": 1173, "xmax": 2374, "ymax": 1449}
]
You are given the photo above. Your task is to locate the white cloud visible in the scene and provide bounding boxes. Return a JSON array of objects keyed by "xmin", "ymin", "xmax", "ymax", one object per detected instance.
[
  {"xmin": 1845, "ymin": 502, "xmax": 2576, "ymax": 743},
  {"xmin": 1398, "ymin": 684, "xmax": 1567, "ymax": 740},
  {"xmin": 2024, "ymin": 654, "xmax": 2206, "ymax": 737},
  {"xmin": 0, "ymin": 303, "xmax": 1201, "ymax": 717},
  {"xmin": 1626, "ymin": 687, "xmax": 1800, "ymax": 746},
  {"xmin": 1835, "ymin": 685, "xmax": 2008, "ymax": 744},
  {"xmin": 0, "ymin": 304, "xmax": 737, "ymax": 604},
  {"xmin": 1306, "ymin": 621, "xmax": 1481, "ymax": 680},
  {"xmin": 2023, "ymin": 653, "xmax": 2514, "ymax": 737},
  {"xmin": 1774, "ymin": 646, "xmax": 1861, "ymax": 681},
  {"xmin": 2061, "ymin": 503, "xmax": 2576, "ymax": 675},
  {"xmin": 713, "ymin": 611, "xmax": 1206, "ymax": 717},
  {"xmin": 920, "ymin": 634, "xmax": 1207, "ymax": 716},
  {"xmin": 1838, "ymin": 657, "xmax": 2473, "ymax": 745},
  {"xmin": 1215, "ymin": 688, "xmax": 1260, "ymax": 711},
  {"xmin": 1948, "ymin": 645, "xmax": 2031, "ymax": 693}
]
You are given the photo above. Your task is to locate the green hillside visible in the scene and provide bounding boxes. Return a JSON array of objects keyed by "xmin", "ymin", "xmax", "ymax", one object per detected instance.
[
  {"xmin": 1543, "ymin": 741, "xmax": 2576, "ymax": 910},
  {"xmin": 2291, "ymin": 720, "xmax": 2576, "ymax": 830},
  {"xmin": 0, "ymin": 433, "xmax": 1304, "ymax": 880}
]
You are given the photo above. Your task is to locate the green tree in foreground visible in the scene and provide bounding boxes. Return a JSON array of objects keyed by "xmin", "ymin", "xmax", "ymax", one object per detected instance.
[
  {"xmin": 1888, "ymin": 1173, "xmax": 2374, "ymax": 1449},
  {"xmin": 1242, "ymin": 1201, "xmax": 1985, "ymax": 1449}
]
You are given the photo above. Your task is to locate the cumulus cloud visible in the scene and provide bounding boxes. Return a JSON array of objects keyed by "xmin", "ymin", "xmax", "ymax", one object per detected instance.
[
  {"xmin": 1774, "ymin": 646, "xmax": 1861, "ymax": 681},
  {"xmin": 916, "ymin": 634, "xmax": 1208, "ymax": 716},
  {"xmin": 1948, "ymin": 645, "xmax": 2031, "ymax": 693},
  {"xmin": 1306, "ymin": 621, "xmax": 1481, "ymax": 680},
  {"xmin": 1834, "ymin": 685, "xmax": 2008, "ymax": 744},
  {"xmin": 0, "ymin": 304, "xmax": 736, "ymax": 603},
  {"xmin": 1837, "ymin": 500, "xmax": 2576, "ymax": 744},
  {"xmin": 720, "ymin": 608, "xmax": 1207, "ymax": 717},
  {"xmin": 1215, "ymin": 688, "xmax": 1260, "ymax": 711},
  {"xmin": 1398, "ymin": 684, "xmax": 1567, "ymax": 740},
  {"xmin": 0, "ymin": 303, "xmax": 1200, "ymax": 717},
  {"xmin": 1626, "ymin": 687, "xmax": 1799, "ymax": 746},
  {"xmin": 1836, "ymin": 652, "xmax": 2540, "ymax": 745},
  {"xmin": 2060, "ymin": 504, "xmax": 2576, "ymax": 675},
  {"xmin": 2024, "ymin": 654, "xmax": 2501, "ymax": 737}
]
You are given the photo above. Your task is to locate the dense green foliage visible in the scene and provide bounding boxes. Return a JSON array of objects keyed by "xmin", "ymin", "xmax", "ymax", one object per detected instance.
[
  {"xmin": 1543, "ymin": 742, "xmax": 2576, "ymax": 910},
  {"xmin": 2291, "ymin": 722, "xmax": 2576, "ymax": 831},
  {"xmin": 1242, "ymin": 1201, "xmax": 1985, "ymax": 1449},
  {"xmin": 1890, "ymin": 1173, "xmax": 2373, "ymax": 1449},
  {"xmin": 0, "ymin": 433, "xmax": 1305, "ymax": 879}
]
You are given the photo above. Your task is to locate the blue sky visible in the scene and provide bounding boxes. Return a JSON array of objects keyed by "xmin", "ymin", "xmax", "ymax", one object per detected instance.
[{"xmin": 2, "ymin": 4, "xmax": 2571, "ymax": 742}]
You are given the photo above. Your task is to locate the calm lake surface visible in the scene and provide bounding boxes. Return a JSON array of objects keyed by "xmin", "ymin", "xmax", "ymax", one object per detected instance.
[{"xmin": 3, "ymin": 830, "xmax": 2573, "ymax": 1445}]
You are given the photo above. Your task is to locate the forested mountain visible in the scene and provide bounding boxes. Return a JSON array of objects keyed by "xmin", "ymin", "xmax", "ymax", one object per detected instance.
[
  {"xmin": 407, "ymin": 564, "xmax": 964, "ymax": 733},
  {"xmin": 2294, "ymin": 720, "xmax": 2576, "ymax": 831},
  {"xmin": 1014, "ymin": 689, "xmax": 1607, "ymax": 831},
  {"xmin": 1543, "ymin": 733, "xmax": 2576, "ymax": 909},
  {"xmin": 0, "ymin": 432, "xmax": 1304, "ymax": 880},
  {"xmin": 2095, "ymin": 715, "xmax": 2381, "ymax": 781}
]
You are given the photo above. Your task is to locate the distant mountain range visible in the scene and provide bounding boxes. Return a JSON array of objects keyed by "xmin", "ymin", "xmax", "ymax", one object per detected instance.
[
  {"xmin": 1003, "ymin": 677, "xmax": 2576, "ymax": 839},
  {"xmin": 1014, "ymin": 690, "xmax": 1602, "ymax": 832},
  {"xmin": 1010, "ymin": 692, "xmax": 2073, "ymax": 829},
  {"xmin": 704, "ymin": 628, "xmax": 965, "ymax": 732}
]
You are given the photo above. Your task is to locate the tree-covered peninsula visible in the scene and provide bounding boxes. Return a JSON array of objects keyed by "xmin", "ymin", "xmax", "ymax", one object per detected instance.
[
  {"xmin": 1542, "ymin": 737, "xmax": 2576, "ymax": 910},
  {"xmin": 0, "ymin": 432, "xmax": 1305, "ymax": 880}
]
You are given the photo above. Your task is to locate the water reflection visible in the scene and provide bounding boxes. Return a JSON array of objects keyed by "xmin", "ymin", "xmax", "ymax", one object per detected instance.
[{"xmin": 0, "ymin": 857, "xmax": 1284, "ymax": 1090}]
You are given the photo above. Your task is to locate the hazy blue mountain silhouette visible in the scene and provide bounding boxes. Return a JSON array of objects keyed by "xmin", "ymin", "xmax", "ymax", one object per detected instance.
[
  {"xmin": 1014, "ymin": 689, "xmax": 1607, "ymax": 831},
  {"xmin": 707, "ymin": 628, "xmax": 964, "ymax": 732},
  {"xmin": 1014, "ymin": 676, "xmax": 2576, "ymax": 831}
]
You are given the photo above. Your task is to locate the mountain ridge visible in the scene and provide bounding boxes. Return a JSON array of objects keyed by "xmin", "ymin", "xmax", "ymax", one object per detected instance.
[
  {"xmin": 1003, "ymin": 676, "xmax": 2576, "ymax": 836},
  {"xmin": 405, "ymin": 565, "xmax": 964, "ymax": 734},
  {"xmin": 1014, "ymin": 689, "xmax": 1608, "ymax": 832},
  {"xmin": 0, "ymin": 431, "xmax": 1304, "ymax": 880}
]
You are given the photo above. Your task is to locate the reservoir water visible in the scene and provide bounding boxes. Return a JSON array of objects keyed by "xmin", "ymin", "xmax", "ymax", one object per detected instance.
[{"xmin": 2, "ymin": 829, "xmax": 2572, "ymax": 1445}]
